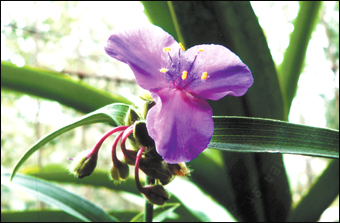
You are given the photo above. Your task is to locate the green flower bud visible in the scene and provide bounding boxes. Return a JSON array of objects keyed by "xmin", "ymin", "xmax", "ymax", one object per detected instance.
[
  {"xmin": 139, "ymin": 91, "xmax": 154, "ymax": 102},
  {"xmin": 139, "ymin": 158, "xmax": 174, "ymax": 185},
  {"xmin": 133, "ymin": 121, "xmax": 155, "ymax": 149},
  {"xmin": 109, "ymin": 162, "xmax": 129, "ymax": 183},
  {"xmin": 143, "ymin": 185, "xmax": 169, "ymax": 206},
  {"xmin": 125, "ymin": 107, "xmax": 140, "ymax": 126},
  {"xmin": 69, "ymin": 149, "xmax": 98, "ymax": 178},
  {"xmin": 141, "ymin": 101, "xmax": 155, "ymax": 119},
  {"xmin": 122, "ymin": 149, "xmax": 137, "ymax": 165}
]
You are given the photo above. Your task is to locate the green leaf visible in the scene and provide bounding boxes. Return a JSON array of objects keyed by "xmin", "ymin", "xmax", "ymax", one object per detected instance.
[
  {"xmin": 130, "ymin": 203, "xmax": 181, "ymax": 222},
  {"xmin": 170, "ymin": 2, "xmax": 284, "ymax": 120},
  {"xmin": 1, "ymin": 210, "xmax": 83, "ymax": 222},
  {"xmin": 22, "ymin": 165, "xmax": 141, "ymax": 195},
  {"xmin": 279, "ymin": 2, "xmax": 322, "ymax": 117},
  {"xmin": 10, "ymin": 103, "xmax": 133, "ymax": 181},
  {"xmin": 288, "ymin": 160, "xmax": 339, "ymax": 222},
  {"xmin": 141, "ymin": 2, "xmax": 183, "ymax": 43},
  {"xmin": 24, "ymin": 165, "xmax": 206, "ymax": 222},
  {"xmin": 168, "ymin": 2, "xmax": 289, "ymax": 221},
  {"xmin": 1, "ymin": 61, "xmax": 132, "ymax": 113},
  {"xmin": 210, "ymin": 117, "xmax": 339, "ymax": 158},
  {"xmin": 1, "ymin": 172, "xmax": 117, "ymax": 222}
]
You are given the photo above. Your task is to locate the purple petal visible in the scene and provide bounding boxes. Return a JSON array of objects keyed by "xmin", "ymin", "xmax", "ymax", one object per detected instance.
[
  {"xmin": 146, "ymin": 89, "xmax": 214, "ymax": 163},
  {"xmin": 105, "ymin": 24, "xmax": 179, "ymax": 91},
  {"xmin": 183, "ymin": 44, "xmax": 254, "ymax": 101}
]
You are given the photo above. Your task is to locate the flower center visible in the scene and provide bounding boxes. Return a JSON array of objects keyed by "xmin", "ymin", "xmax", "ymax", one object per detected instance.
[{"xmin": 160, "ymin": 43, "xmax": 208, "ymax": 89}]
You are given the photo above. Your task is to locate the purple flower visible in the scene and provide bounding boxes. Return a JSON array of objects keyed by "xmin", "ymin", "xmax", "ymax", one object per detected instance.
[{"xmin": 105, "ymin": 24, "xmax": 253, "ymax": 163}]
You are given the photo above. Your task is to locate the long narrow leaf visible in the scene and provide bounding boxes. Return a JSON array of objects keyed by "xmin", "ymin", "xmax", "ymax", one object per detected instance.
[
  {"xmin": 288, "ymin": 160, "xmax": 339, "ymax": 221},
  {"xmin": 278, "ymin": 2, "xmax": 322, "ymax": 117},
  {"xmin": 10, "ymin": 103, "xmax": 132, "ymax": 181},
  {"xmin": 141, "ymin": 2, "xmax": 180, "ymax": 42},
  {"xmin": 2, "ymin": 172, "xmax": 117, "ymax": 222},
  {"xmin": 1, "ymin": 210, "xmax": 82, "ymax": 222},
  {"xmin": 210, "ymin": 117, "xmax": 339, "ymax": 158},
  {"xmin": 168, "ymin": 2, "xmax": 288, "ymax": 221},
  {"xmin": 1, "ymin": 61, "xmax": 132, "ymax": 113}
]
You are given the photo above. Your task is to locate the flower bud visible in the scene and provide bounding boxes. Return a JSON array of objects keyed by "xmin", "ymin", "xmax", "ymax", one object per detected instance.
[
  {"xmin": 69, "ymin": 149, "xmax": 98, "ymax": 178},
  {"xmin": 139, "ymin": 91, "xmax": 154, "ymax": 102},
  {"xmin": 122, "ymin": 149, "xmax": 137, "ymax": 165},
  {"xmin": 139, "ymin": 90, "xmax": 155, "ymax": 120},
  {"xmin": 139, "ymin": 158, "xmax": 173, "ymax": 185},
  {"xmin": 167, "ymin": 162, "xmax": 191, "ymax": 177},
  {"xmin": 125, "ymin": 107, "xmax": 140, "ymax": 126},
  {"xmin": 141, "ymin": 101, "xmax": 155, "ymax": 119},
  {"xmin": 109, "ymin": 162, "xmax": 129, "ymax": 183},
  {"xmin": 133, "ymin": 121, "xmax": 155, "ymax": 149},
  {"xmin": 143, "ymin": 185, "xmax": 169, "ymax": 205}
]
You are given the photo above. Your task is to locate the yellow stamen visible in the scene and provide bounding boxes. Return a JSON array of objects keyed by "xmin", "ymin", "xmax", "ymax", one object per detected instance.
[
  {"xmin": 163, "ymin": 47, "xmax": 171, "ymax": 52},
  {"xmin": 181, "ymin": 71, "xmax": 188, "ymax": 80},
  {"xmin": 198, "ymin": 49, "xmax": 204, "ymax": 52},
  {"xmin": 160, "ymin": 68, "xmax": 168, "ymax": 73},
  {"xmin": 179, "ymin": 43, "xmax": 185, "ymax": 51},
  {"xmin": 201, "ymin": 72, "xmax": 208, "ymax": 80}
]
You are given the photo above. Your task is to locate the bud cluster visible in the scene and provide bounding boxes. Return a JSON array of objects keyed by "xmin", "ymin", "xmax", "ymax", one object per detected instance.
[{"xmin": 69, "ymin": 103, "xmax": 190, "ymax": 205}]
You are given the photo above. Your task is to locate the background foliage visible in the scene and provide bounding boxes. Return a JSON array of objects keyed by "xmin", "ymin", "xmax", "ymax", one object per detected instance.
[{"xmin": 1, "ymin": 1, "xmax": 339, "ymax": 222}]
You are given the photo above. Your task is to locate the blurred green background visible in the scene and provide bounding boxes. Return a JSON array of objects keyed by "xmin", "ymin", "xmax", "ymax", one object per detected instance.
[{"xmin": 1, "ymin": 1, "xmax": 338, "ymax": 222}]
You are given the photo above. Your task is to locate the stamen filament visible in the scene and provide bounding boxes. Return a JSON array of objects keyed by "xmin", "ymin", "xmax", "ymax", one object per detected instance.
[{"xmin": 187, "ymin": 54, "xmax": 198, "ymax": 73}]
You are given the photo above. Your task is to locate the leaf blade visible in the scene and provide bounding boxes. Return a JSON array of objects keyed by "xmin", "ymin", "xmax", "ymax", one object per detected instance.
[
  {"xmin": 210, "ymin": 117, "xmax": 339, "ymax": 158},
  {"xmin": 2, "ymin": 172, "xmax": 117, "ymax": 222},
  {"xmin": 10, "ymin": 103, "xmax": 132, "ymax": 181},
  {"xmin": 1, "ymin": 61, "xmax": 132, "ymax": 113}
]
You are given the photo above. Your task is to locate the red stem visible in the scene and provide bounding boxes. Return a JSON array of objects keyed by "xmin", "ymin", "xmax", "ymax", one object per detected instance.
[
  {"xmin": 90, "ymin": 125, "xmax": 129, "ymax": 156},
  {"xmin": 120, "ymin": 126, "xmax": 136, "ymax": 161},
  {"xmin": 135, "ymin": 147, "xmax": 148, "ymax": 194},
  {"xmin": 111, "ymin": 131, "xmax": 125, "ymax": 166}
]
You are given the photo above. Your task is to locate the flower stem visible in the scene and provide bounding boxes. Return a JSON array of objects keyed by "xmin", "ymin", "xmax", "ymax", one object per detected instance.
[
  {"xmin": 144, "ymin": 175, "xmax": 155, "ymax": 222},
  {"xmin": 91, "ymin": 126, "xmax": 129, "ymax": 155},
  {"xmin": 135, "ymin": 147, "xmax": 154, "ymax": 222},
  {"xmin": 111, "ymin": 131, "xmax": 124, "ymax": 166},
  {"xmin": 135, "ymin": 147, "xmax": 148, "ymax": 194}
]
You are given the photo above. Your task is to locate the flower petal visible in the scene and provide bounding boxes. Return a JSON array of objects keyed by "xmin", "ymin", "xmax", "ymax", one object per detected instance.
[
  {"xmin": 184, "ymin": 44, "xmax": 254, "ymax": 101},
  {"xmin": 105, "ymin": 24, "xmax": 179, "ymax": 91},
  {"xmin": 146, "ymin": 89, "xmax": 214, "ymax": 163}
]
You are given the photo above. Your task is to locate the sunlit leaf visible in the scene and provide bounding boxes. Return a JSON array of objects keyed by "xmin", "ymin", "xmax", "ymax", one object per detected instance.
[
  {"xmin": 0, "ymin": 210, "xmax": 82, "ymax": 222},
  {"xmin": 1, "ymin": 61, "xmax": 132, "ymax": 113},
  {"xmin": 10, "ymin": 103, "xmax": 133, "ymax": 181},
  {"xmin": 279, "ymin": 2, "xmax": 322, "ymax": 117},
  {"xmin": 210, "ymin": 117, "xmax": 339, "ymax": 158},
  {"xmin": 2, "ymin": 172, "xmax": 117, "ymax": 222},
  {"xmin": 289, "ymin": 160, "xmax": 339, "ymax": 222}
]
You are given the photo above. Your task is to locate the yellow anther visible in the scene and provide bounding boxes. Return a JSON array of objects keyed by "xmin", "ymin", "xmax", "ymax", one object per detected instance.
[
  {"xmin": 181, "ymin": 71, "xmax": 188, "ymax": 80},
  {"xmin": 198, "ymin": 49, "xmax": 204, "ymax": 52},
  {"xmin": 163, "ymin": 47, "xmax": 171, "ymax": 52},
  {"xmin": 160, "ymin": 68, "xmax": 168, "ymax": 73},
  {"xmin": 179, "ymin": 43, "xmax": 185, "ymax": 51},
  {"xmin": 201, "ymin": 72, "xmax": 208, "ymax": 80}
]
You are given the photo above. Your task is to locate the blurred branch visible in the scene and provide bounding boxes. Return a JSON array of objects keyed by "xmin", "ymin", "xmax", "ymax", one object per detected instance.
[{"xmin": 61, "ymin": 69, "xmax": 137, "ymax": 83}]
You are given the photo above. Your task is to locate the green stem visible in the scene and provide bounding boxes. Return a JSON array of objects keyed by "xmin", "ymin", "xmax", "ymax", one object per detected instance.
[{"xmin": 144, "ymin": 176, "xmax": 155, "ymax": 222}]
